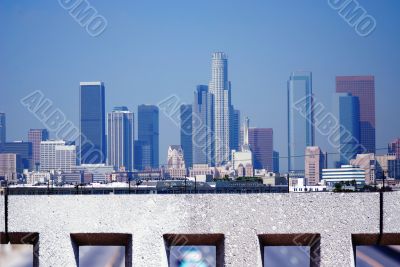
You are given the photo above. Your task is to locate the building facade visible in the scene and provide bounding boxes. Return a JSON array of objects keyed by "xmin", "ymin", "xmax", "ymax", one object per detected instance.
[
  {"xmin": 350, "ymin": 153, "xmax": 376, "ymax": 184},
  {"xmin": 0, "ymin": 153, "xmax": 22, "ymax": 182},
  {"xmin": 167, "ymin": 145, "xmax": 186, "ymax": 179},
  {"xmin": 0, "ymin": 112, "xmax": 5, "ymax": 144},
  {"xmin": 336, "ymin": 93, "xmax": 361, "ymax": 166},
  {"xmin": 322, "ymin": 165, "xmax": 366, "ymax": 186},
  {"xmin": 209, "ymin": 52, "xmax": 231, "ymax": 166},
  {"xmin": 230, "ymin": 107, "xmax": 240, "ymax": 153},
  {"xmin": 79, "ymin": 81, "xmax": 106, "ymax": 164},
  {"xmin": 287, "ymin": 71, "xmax": 314, "ymax": 171},
  {"xmin": 138, "ymin": 105, "xmax": 159, "ymax": 169},
  {"xmin": 192, "ymin": 85, "xmax": 213, "ymax": 165},
  {"xmin": 107, "ymin": 106, "xmax": 134, "ymax": 171},
  {"xmin": 248, "ymin": 128, "xmax": 273, "ymax": 171},
  {"xmin": 388, "ymin": 138, "xmax": 400, "ymax": 159},
  {"xmin": 40, "ymin": 140, "xmax": 76, "ymax": 173},
  {"xmin": 336, "ymin": 76, "xmax": 375, "ymax": 153},
  {"xmin": 0, "ymin": 142, "xmax": 32, "ymax": 170},
  {"xmin": 134, "ymin": 140, "xmax": 151, "ymax": 171},
  {"xmin": 305, "ymin": 146, "xmax": 326, "ymax": 186},
  {"xmin": 55, "ymin": 145, "xmax": 76, "ymax": 173},
  {"xmin": 180, "ymin": 104, "xmax": 192, "ymax": 168},
  {"xmin": 28, "ymin": 129, "xmax": 49, "ymax": 170}
]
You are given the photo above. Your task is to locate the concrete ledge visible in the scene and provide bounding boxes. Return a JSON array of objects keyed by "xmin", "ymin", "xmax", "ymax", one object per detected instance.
[{"xmin": 1, "ymin": 192, "xmax": 392, "ymax": 266}]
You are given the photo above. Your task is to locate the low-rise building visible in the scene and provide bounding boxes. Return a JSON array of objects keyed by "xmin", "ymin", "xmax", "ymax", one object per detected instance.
[{"xmin": 322, "ymin": 165, "xmax": 366, "ymax": 186}]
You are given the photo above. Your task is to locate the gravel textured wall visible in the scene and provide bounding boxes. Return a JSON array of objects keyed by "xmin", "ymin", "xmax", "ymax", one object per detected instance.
[{"xmin": 1, "ymin": 192, "xmax": 399, "ymax": 266}]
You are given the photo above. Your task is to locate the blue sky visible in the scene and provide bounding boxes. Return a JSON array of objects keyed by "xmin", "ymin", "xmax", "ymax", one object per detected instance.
[{"xmin": 1, "ymin": 0, "xmax": 399, "ymax": 169}]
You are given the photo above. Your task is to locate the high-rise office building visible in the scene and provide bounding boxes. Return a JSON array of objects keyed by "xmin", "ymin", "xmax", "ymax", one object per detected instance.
[
  {"xmin": 209, "ymin": 52, "xmax": 231, "ymax": 166},
  {"xmin": 0, "ymin": 153, "xmax": 22, "ymax": 182},
  {"xmin": 192, "ymin": 85, "xmax": 213, "ymax": 165},
  {"xmin": 336, "ymin": 76, "xmax": 375, "ymax": 153},
  {"xmin": 336, "ymin": 93, "xmax": 361, "ymax": 166},
  {"xmin": 107, "ymin": 107, "xmax": 134, "ymax": 171},
  {"xmin": 273, "ymin": 150, "xmax": 280, "ymax": 173},
  {"xmin": 388, "ymin": 138, "xmax": 400, "ymax": 159},
  {"xmin": 0, "ymin": 142, "xmax": 32, "ymax": 170},
  {"xmin": 55, "ymin": 145, "xmax": 76, "ymax": 173},
  {"xmin": 134, "ymin": 140, "xmax": 151, "ymax": 170},
  {"xmin": 40, "ymin": 140, "xmax": 76, "ymax": 172},
  {"xmin": 0, "ymin": 112, "xmax": 5, "ymax": 144},
  {"xmin": 248, "ymin": 128, "xmax": 273, "ymax": 171},
  {"xmin": 138, "ymin": 105, "xmax": 159, "ymax": 169},
  {"xmin": 305, "ymin": 146, "xmax": 326, "ymax": 186},
  {"xmin": 28, "ymin": 129, "xmax": 49, "ymax": 169},
  {"xmin": 230, "ymin": 108, "xmax": 240, "ymax": 153},
  {"xmin": 287, "ymin": 71, "xmax": 314, "ymax": 171},
  {"xmin": 180, "ymin": 104, "xmax": 192, "ymax": 168},
  {"xmin": 79, "ymin": 81, "xmax": 106, "ymax": 164}
]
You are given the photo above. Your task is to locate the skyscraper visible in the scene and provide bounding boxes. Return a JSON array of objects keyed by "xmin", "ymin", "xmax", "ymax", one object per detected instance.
[
  {"xmin": 1, "ymin": 142, "xmax": 33, "ymax": 170},
  {"xmin": 248, "ymin": 128, "xmax": 273, "ymax": 171},
  {"xmin": 40, "ymin": 140, "xmax": 76, "ymax": 172},
  {"xmin": 134, "ymin": 140, "xmax": 151, "ymax": 170},
  {"xmin": 138, "ymin": 105, "xmax": 159, "ymax": 169},
  {"xmin": 273, "ymin": 150, "xmax": 280, "ymax": 173},
  {"xmin": 305, "ymin": 146, "xmax": 325, "ymax": 186},
  {"xmin": 230, "ymin": 107, "xmax": 240, "ymax": 153},
  {"xmin": 28, "ymin": 129, "xmax": 49, "ymax": 170},
  {"xmin": 287, "ymin": 71, "xmax": 314, "ymax": 171},
  {"xmin": 107, "ymin": 107, "xmax": 134, "ymax": 171},
  {"xmin": 389, "ymin": 138, "xmax": 400, "ymax": 159},
  {"xmin": 0, "ymin": 112, "xmax": 5, "ymax": 144},
  {"xmin": 336, "ymin": 76, "xmax": 375, "ymax": 153},
  {"xmin": 209, "ymin": 52, "xmax": 231, "ymax": 166},
  {"xmin": 192, "ymin": 85, "xmax": 213, "ymax": 165},
  {"xmin": 180, "ymin": 104, "xmax": 192, "ymax": 168},
  {"xmin": 79, "ymin": 81, "xmax": 106, "ymax": 164},
  {"xmin": 0, "ymin": 153, "xmax": 22, "ymax": 182},
  {"xmin": 336, "ymin": 93, "xmax": 361, "ymax": 166}
]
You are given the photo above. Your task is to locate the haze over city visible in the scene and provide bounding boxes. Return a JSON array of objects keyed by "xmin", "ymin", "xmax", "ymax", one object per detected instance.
[{"xmin": 1, "ymin": 1, "xmax": 400, "ymax": 171}]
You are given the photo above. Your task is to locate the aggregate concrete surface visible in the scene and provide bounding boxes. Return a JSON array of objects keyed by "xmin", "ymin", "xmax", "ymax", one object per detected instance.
[{"xmin": 0, "ymin": 192, "xmax": 397, "ymax": 266}]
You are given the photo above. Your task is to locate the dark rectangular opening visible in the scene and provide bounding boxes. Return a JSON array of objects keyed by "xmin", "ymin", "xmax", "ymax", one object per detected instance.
[
  {"xmin": 164, "ymin": 233, "xmax": 224, "ymax": 267},
  {"xmin": 0, "ymin": 232, "xmax": 39, "ymax": 267},
  {"xmin": 353, "ymin": 234, "xmax": 400, "ymax": 266},
  {"xmin": 259, "ymin": 233, "xmax": 320, "ymax": 267},
  {"xmin": 70, "ymin": 233, "xmax": 132, "ymax": 267}
]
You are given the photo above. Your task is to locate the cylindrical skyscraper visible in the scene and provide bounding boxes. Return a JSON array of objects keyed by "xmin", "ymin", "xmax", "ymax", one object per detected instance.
[{"xmin": 209, "ymin": 52, "xmax": 230, "ymax": 166}]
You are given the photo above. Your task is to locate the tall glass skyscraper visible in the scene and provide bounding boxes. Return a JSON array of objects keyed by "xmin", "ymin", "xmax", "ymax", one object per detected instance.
[
  {"xmin": 230, "ymin": 107, "xmax": 241, "ymax": 153},
  {"xmin": 287, "ymin": 71, "xmax": 314, "ymax": 171},
  {"xmin": 337, "ymin": 93, "xmax": 361, "ymax": 166},
  {"xmin": 336, "ymin": 76, "xmax": 375, "ymax": 153},
  {"xmin": 79, "ymin": 82, "xmax": 106, "ymax": 164},
  {"xmin": 248, "ymin": 128, "xmax": 273, "ymax": 171},
  {"xmin": 180, "ymin": 104, "xmax": 192, "ymax": 168},
  {"xmin": 0, "ymin": 112, "xmax": 5, "ymax": 144},
  {"xmin": 192, "ymin": 85, "xmax": 213, "ymax": 165},
  {"xmin": 209, "ymin": 52, "xmax": 231, "ymax": 166},
  {"xmin": 138, "ymin": 105, "xmax": 159, "ymax": 169},
  {"xmin": 107, "ymin": 106, "xmax": 134, "ymax": 171}
]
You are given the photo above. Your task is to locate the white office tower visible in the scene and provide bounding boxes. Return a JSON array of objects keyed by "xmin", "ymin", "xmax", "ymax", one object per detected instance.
[
  {"xmin": 40, "ymin": 140, "xmax": 76, "ymax": 172},
  {"xmin": 209, "ymin": 52, "xmax": 231, "ymax": 166},
  {"xmin": 107, "ymin": 106, "xmax": 135, "ymax": 171},
  {"xmin": 55, "ymin": 145, "xmax": 76, "ymax": 173}
]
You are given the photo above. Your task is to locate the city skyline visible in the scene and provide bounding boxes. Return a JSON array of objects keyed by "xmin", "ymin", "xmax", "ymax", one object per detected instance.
[{"xmin": 1, "ymin": 1, "xmax": 400, "ymax": 171}]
